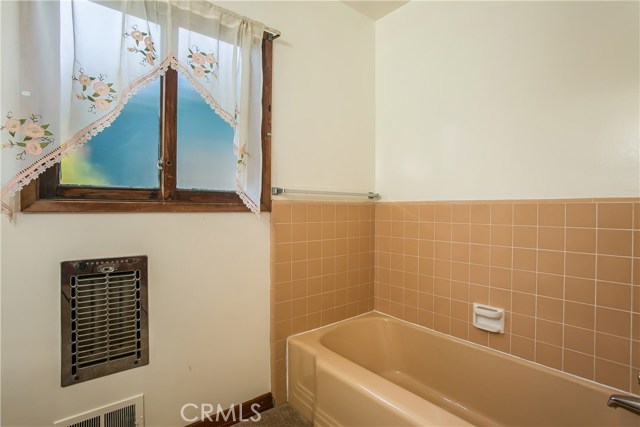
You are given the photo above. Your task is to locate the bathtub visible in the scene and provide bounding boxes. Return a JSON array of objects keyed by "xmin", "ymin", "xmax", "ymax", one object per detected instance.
[{"xmin": 287, "ymin": 312, "xmax": 640, "ymax": 426}]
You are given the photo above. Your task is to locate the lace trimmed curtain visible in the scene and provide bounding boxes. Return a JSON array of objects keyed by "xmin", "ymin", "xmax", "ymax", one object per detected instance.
[{"xmin": 0, "ymin": 0, "xmax": 265, "ymax": 216}]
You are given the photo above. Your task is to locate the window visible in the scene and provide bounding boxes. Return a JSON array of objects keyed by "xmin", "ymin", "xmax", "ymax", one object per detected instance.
[
  {"xmin": 19, "ymin": 4, "xmax": 272, "ymax": 214},
  {"xmin": 60, "ymin": 79, "xmax": 162, "ymax": 190}
]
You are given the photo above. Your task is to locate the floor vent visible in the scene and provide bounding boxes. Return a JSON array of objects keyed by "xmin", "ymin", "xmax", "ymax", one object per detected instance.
[
  {"xmin": 61, "ymin": 256, "xmax": 149, "ymax": 386},
  {"xmin": 53, "ymin": 395, "xmax": 144, "ymax": 427}
]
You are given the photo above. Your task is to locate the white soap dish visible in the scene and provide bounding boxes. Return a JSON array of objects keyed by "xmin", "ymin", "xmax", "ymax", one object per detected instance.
[{"xmin": 473, "ymin": 303, "xmax": 505, "ymax": 334}]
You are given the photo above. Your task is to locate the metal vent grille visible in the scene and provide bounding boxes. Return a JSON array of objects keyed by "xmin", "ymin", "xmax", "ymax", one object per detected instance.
[
  {"xmin": 75, "ymin": 271, "xmax": 139, "ymax": 369},
  {"xmin": 54, "ymin": 395, "xmax": 143, "ymax": 427},
  {"xmin": 66, "ymin": 416, "xmax": 100, "ymax": 427},
  {"xmin": 61, "ymin": 257, "xmax": 148, "ymax": 387},
  {"xmin": 104, "ymin": 405, "xmax": 136, "ymax": 427}
]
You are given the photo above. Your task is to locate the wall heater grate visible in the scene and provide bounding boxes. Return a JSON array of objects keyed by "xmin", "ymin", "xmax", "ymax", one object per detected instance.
[
  {"xmin": 53, "ymin": 395, "xmax": 144, "ymax": 427},
  {"xmin": 61, "ymin": 256, "xmax": 149, "ymax": 386}
]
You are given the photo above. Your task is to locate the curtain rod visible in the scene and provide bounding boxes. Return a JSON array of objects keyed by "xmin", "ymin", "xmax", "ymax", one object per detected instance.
[
  {"xmin": 265, "ymin": 27, "xmax": 281, "ymax": 40},
  {"xmin": 178, "ymin": 1, "xmax": 281, "ymax": 39},
  {"xmin": 271, "ymin": 187, "xmax": 380, "ymax": 200}
]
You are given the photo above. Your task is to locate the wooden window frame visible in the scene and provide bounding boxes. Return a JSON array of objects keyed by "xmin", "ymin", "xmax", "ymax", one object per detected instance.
[{"xmin": 21, "ymin": 37, "xmax": 272, "ymax": 213}]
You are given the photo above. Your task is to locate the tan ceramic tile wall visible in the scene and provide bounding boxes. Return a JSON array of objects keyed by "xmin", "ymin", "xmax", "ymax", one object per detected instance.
[
  {"xmin": 270, "ymin": 201, "xmax": 375, "ymax": 403},
  {"xmin": 374, "ymin": 200, "xmax": 640, "ymax": 394}
]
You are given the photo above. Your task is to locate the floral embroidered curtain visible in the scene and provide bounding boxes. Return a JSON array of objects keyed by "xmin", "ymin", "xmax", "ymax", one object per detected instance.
[{"xmin": 0, "ymin": 0, "xmax": 265, "ymax": 216}]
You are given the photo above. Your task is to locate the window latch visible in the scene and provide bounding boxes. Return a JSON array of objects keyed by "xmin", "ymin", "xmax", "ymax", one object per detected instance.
[{"xmin": 157, "ymin": 158, "xmax": 164, "ymax": 170}]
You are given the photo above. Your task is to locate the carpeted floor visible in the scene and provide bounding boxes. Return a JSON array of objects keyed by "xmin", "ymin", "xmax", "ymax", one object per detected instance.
[{"xmin": 234, "ymin": 404, "xmax": 312, "ymax": 427}]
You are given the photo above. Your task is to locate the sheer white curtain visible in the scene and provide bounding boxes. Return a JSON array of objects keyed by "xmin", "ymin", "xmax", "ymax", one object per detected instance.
[{"xmin": 0, "ymin": 0, "xmax": 265, "ymax": 217}]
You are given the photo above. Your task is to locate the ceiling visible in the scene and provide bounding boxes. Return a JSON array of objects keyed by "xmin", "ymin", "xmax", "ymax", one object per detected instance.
[{"xmin": 342, "ymin": 1, "xmax": 410, "ymax": 21}]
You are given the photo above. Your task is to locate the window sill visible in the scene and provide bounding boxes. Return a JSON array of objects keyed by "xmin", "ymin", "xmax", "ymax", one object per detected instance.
[
  {"xmin": 21, "ymin": 199, "xmax": 261, "ymax": 213},
  {"xmin": 20, "ymin": 181, "xmax": 271, "ymax": 213}
]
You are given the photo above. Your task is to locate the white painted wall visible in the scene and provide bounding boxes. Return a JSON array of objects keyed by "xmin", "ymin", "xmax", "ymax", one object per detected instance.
[
  {"xmin": 376, "ymin": 1, "xmax": 640, "ymax": 201},
  {"xmin": 0, "ymin": 2, "xmax": 374, "ymax": 426},
  {"xmin": 1, "ymin": 213, "xmax": 271, "ymax": 426}
]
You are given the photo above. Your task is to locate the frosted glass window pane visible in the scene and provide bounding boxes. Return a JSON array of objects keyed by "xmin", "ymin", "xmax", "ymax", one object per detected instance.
[
  {"xmin": 176, "ymin": 73, "xmax": 235, "ymax": 191},
  {"xmin": 60, "ymin": 80, "xmax": 161, "ymax": 188}
]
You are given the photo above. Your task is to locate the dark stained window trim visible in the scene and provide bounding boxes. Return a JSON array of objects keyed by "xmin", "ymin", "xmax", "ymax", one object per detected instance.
[{"xmin": 21, "ymin": 36, "xmax": 272, "ymax": 214}]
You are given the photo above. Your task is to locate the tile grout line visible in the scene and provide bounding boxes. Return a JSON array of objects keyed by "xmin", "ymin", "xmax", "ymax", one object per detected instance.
[
  {"xmin": 534, "ymin": 204, "xmax": 539, "ymax": 365},
  {"xmin": 304, "ymin": 206, "xmax": 309, "ymax": 331},
  {"xmin": 467, "ymin": 206, "xmax": 472, "ymax": 341},
  {"xmin": 448, "ymin": 207, "xmax": 453, "ymax": 335},
  {"xmin": 561, "ymin": 203, "xmax": 566, "ymax": 373},
  {"xmin": 594, "ymin": 203, "xmax": 598, "ymax": 382},
  {"xmin": 509, "ymin": 204, "xmax": 515, "ymax": 356},
  {"xmin": 487, "ymin": 207, "xmax": 494, "ymax": 347},
  {"xmin": 433, "ymin": 217, "xmax": 440, "ymax": 329},
  {"xmin": 630, "ymin": 203, "xmax": 635, "ymax": 392}
]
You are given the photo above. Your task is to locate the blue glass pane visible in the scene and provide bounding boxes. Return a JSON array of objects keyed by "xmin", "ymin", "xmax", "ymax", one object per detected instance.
[
  {"xmin": 176, "ymin": 73, "xmax": 235, "ymax": 191},
  {"xmin": 60, "ymin": 80, "xmax": 161, "ymax": 188}
]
